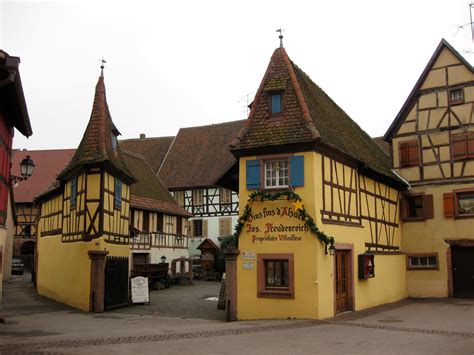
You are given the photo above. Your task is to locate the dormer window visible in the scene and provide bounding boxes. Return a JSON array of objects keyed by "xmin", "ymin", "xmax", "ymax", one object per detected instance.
[
  {"xmin": 111, "ymin": 133, "xmax": 118, "ymax": 150},
  {"xmin": 271, "ymin": 93, "xmax": 283, "ymax": 115}
]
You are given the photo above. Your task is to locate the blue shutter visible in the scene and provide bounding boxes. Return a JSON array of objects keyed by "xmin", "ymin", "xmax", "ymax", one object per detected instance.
[
  {"xmin": 246, "ymin": 159, "xmax": 261, "ymax": 190},
  {"xmin": 290, "ymin": 156, "xmax": 304, "ymax": 187}
]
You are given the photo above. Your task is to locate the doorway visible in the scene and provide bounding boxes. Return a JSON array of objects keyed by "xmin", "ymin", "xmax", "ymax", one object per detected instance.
[
  {"xmin": 335, "ymin": 249, "xmax": 351, "ymax": 313},
  {"xmin": 452, "ymin": 247, "xmax": 474, "ymax": 298}
]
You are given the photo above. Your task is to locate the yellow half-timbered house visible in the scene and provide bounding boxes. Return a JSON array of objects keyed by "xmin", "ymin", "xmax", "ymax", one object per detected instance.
[
  {"xmin": 385, "ymin": 39, "xmax": 474, "ymax": 299},
  {"xmin": 35, "ymin": 72, "xmax": 136, "ymax": 312},
  {"xmin": 226, "ymin": 45, "xmax": 408, "ymax": 320}
]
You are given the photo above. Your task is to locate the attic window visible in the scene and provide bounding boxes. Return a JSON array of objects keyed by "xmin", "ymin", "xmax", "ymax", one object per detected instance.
[
  {"xmin": 271, "ymin": 93, "xmax": 283, "ymax": 115},
  {"xmin": 449, "ymin": 88, "xmax": 464, "ymax": 105}
]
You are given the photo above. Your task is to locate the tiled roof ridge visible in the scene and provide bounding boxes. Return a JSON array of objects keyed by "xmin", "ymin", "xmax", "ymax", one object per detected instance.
[
  {"xmin": 122, "ymin": 149, "xmax": 147, "ymax": 161},
  {"xmin": 280, "ymin": 48, "xmax": 320, "ymax": 140},
  {"xmin": 157, "ymin": 135, "xmax": 177, "ymax": 175},
  {"xmin": 180, "ymin": 119, "xmax": 247, "ymax": 131},
  {"xmin": 120, "ymin": 135, "xmax": 175, "ymax": 142}
]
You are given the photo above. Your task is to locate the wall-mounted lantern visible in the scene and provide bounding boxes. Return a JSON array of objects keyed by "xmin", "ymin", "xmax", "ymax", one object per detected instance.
[
  {"xmin": 11, "ymin": 155, "xmax": 35, "ymax": 184},
  {"xmin": 160, "ymin": 255, "xmax": 167, "ymax": 264}
]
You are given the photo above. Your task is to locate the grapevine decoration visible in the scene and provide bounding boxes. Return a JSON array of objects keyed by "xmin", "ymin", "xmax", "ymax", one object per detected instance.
[{"xmin": 229, "ymin": 190, "xmax": 335, "ymax": 251}]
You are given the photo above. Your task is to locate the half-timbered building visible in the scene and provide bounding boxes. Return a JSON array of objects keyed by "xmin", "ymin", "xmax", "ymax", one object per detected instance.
[
  {"xmin": 0, "ymin": 51, "xmax": 32, "ymax": 294},
  {"xmin": 384, "ymin": 39, "xmax": 474, "ymax": 298},
  {"xmin": 125, "ymin": 121, "xmax": 245, "ymax": 255},
  {"xmin": 226, "ymin": 45, "xmax": 407, "ymax": 320},
  {"xmin": 35, "ymin": 72, "xmax": 137, "ymax": 312},
  {"xmin": 122, "ymin": 150, "xmax": 192, "ymax": 272},
  {"xmin": 11, "ymin": 149, "xmax": 75, "ymax": 268}
]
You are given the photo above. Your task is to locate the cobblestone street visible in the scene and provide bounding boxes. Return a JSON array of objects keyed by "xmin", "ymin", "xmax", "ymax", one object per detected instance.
[{"xmin": 0, "ymin": 275, "xmax": 473, "ymax": 354}]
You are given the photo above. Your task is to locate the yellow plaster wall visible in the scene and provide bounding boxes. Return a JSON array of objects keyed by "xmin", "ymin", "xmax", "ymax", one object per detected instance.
[
  {"xmin": 402, "ymin": 183, "xmax": 474, "ymax": 297},
  {"xmin": 433, "ymin": 48, "xmax": 461, "ymax": 69},
  {"xmin": 236, "ymin": 152, "xmax": 406, "ymax": 320},
  {"xmin": 421, "ymin": 68, "xmax": 446, "ymax": 90}
]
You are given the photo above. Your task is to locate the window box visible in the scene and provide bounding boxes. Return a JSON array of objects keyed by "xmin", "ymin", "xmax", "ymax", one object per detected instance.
[
  {"xmin": 407, "ymin": 253, "xmax": 438, "ymax": 270},
  {"xmin": 257, "ymin": 254, "xmax": 294, "ymax": 299}
]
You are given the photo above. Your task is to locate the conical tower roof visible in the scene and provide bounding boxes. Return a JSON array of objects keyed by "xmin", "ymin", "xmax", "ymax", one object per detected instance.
[{"xmin": 58, "ymin": 75, "xmax": 135, "ymax": 183}]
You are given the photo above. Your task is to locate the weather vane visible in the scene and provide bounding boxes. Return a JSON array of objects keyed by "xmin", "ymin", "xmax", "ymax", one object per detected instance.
[
  {"xmin": 276, "ymin": 27, "xmax": 285, "ymax": 48},
  {"xmin": 100, "ymin": 57, "xmax": 107, "ymax": 76}
]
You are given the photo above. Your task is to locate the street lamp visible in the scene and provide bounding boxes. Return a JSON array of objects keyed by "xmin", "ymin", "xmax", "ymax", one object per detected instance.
[{"xmin": 11, "ymin": 155, "xmax": 35, "ymax": 184}]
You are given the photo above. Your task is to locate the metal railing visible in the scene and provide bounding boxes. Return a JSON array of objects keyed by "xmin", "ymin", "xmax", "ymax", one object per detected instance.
[{"xmin": 130, "ymin": 232, "xmax": 188, "ymax": 250}]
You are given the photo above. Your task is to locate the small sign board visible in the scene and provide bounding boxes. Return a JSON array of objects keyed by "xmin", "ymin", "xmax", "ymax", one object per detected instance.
[
  {"xmin": 243, "ymin": 262, "xmax": 254, "ymax": 270},
  {"xmin": 131, "ymin": 276, "xmax": 150, "ymax": 304},
  {"xmin": 242, "ymin": 251, "xmax": 256, "ymax": 260}
]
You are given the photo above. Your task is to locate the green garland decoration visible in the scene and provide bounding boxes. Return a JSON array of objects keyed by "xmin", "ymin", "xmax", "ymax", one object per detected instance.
[{"xmin": 230, "ymin": 190, "xmax": 335, "ymax": 250}]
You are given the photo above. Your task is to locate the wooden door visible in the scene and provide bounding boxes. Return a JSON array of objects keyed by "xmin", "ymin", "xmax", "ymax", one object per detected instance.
[
  {"xmin": 335, "ymin": 250, "xmax": 349, "ymax": 313},
  {"xmin": 452, "ymin": 247, "xmax": 474, "ymax": 299}
]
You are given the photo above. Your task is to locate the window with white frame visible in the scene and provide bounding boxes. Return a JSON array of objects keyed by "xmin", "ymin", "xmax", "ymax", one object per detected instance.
[
  {"xmin": 265, "ymin": 160, "xmax": 289, "ymax": 188},
  {"xmin": 407, "ymin": 254, "xmax": 438, "ymax": 270}
]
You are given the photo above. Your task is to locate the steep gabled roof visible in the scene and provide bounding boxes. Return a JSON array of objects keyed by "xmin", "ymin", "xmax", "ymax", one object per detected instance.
[
  {"xmin": 384, "ymin": 39, "xmax": 474, "ymax": 141},
  {"xmin": 372, "ymin": 137, "xmax": 390, "ymax": 156},
  {"xmin": 119, "ymin": 136, "xmax": 174, "ymax": 174},
  {"xmin": 231, "ymin": 47, "xmax": 396, "ymax": 181},
  {"xmin": 158, "ymin": 120, "xmax": 246, "ymax": 190},
  {"xmin": 12, "ymin": 149, "xmax": 75, "ymax": 203},
  {"xmin": 122, "ymin": 150, "xmax": 192, "ymax": 217},
  {"xmin": 57, "ymin": 76, "xmax": 135, "ymax": 183}
]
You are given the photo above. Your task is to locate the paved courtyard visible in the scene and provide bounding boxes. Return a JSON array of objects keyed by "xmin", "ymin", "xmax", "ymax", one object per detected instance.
[{"xmin": 0, "ymin": 274, "xmax": 473, "ymax": 354}]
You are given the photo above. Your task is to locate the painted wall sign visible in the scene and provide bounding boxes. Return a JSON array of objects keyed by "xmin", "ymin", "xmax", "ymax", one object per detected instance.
[
  {"xmin": 243, "ymin": 262, "xmax": 254, "ymax": 270},
  {"xmin": 131, "ymin": 276, "xmax": 149, "ymax": 304},
  {"xmin": 245, "ymin": 205, "xmax": 308, "ymax": 244},
  {"xmin": 242, "ymin": 251, "xmax": 256, "ymax": 260}
]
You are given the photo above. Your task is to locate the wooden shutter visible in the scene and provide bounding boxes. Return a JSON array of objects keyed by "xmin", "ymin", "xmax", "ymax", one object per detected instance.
[
  {"xmin": 203, "ymin": 219, "xmax": 208, "ymax": 237},
  {"xmin": 177, "ymin": 217, "xmax": 183, "ymax": 235},
  {"xmin": 399, "ymin": 143, "xmax": 409, "ymax": 167},
  {"xmin": 443, "ymin": 193, "xmax": 454, "ymax": 218},
  {"xmin": 400, "ymin": 196, "xmax": 408, "ymax": 221},
  {"xmin": 246, "ymin": 160, "xmax": 261, "ymax": 190},
  {"xmin": 408, "ymin": 141, "xmax": 420, "ymax": 165},
  {"xmin": 467, "ymin": 132, "xmax": 474, "ymax": 158},
  {"xmin": 452, "ymin": 135, "xmax": 467, "ymax": 161},
  {"xmin": 189, "ymin": 219, "xmax": 194, "ymax": 237},
  {"xmin": 423, "ymin": 194, "xmax": 434, "ymax": 219},
  {"xmin": 289, "ymin": 156, "xmax": 304, "ymax": 187}
]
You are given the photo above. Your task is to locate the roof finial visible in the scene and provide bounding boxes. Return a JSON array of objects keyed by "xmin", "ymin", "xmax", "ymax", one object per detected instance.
[
  {"xmin": 276, "ymin": 27, "xmax": 285, "ymax": 48},
  {"xmin": 100, "ymin": 57, "xmax": 107, "ymax": 77}
]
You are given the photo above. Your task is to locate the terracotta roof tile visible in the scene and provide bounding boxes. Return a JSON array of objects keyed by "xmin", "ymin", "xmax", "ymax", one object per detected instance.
[
  {"xmin": 158, "ymin": 120, "xmax": 246, "ymax": 189},
  {"xmin": 11, "ymin": 149, "xmax": 75, "ymax": 203},
  {"xmin": 119, "ymin": 136, "xmax": 174, "ymax": 173},
  {"xmin": 122, "ymin": 151, "xmax": 191, "ymax": 217},
  {"xmin": 231, "ymin": 47, "xmax": 398, "ymax": 182},
  {"xmin": 58, "ymin": 76, "xmax": 135, "ymax": 183}
]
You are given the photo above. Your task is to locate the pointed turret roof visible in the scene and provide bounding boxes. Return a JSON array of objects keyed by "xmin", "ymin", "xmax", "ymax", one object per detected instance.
[
  {"xmin": 231, "ymin": 47, "xmax": 398, "ymax": 183},
  {"xmin": 58, "ymin": 75, "xmax": 135, "ymax": 183}
]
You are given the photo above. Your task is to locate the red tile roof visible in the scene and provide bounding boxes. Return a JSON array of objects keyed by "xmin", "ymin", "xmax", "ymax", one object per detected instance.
[
  {"xmin": 122, "ymin": 150, "xmax": 192, "ymax": 217},
  {"xmin": 231, "ymin": 47, "xmax": 399, "ymax": 183},
  {"xmin": 12, "ymin": 149, "xmax": 75, "ymax": 203},
  {"xmin": 58, "ymin": 76, "xmax": 135, "ymax": 183},
  {"xmin": 119, "ymin": 136, "xmax": 174, "ymax": 173},
  {"xmin": 158, "ymin": 120, "xmax": 246, "ymax": 190}
]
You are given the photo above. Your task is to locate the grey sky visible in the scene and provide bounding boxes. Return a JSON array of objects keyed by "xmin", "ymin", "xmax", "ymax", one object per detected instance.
[{"xmin": 1, "ymin": 0, "xmax": 472, "ymax": 150}]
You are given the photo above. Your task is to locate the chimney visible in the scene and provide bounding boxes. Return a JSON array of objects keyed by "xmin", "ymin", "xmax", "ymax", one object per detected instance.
[{"xmin": 139, "ymin": 133, "xmax": 146, "ymax": 139}]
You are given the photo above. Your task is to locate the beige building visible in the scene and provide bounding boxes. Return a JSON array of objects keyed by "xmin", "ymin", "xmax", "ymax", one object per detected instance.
[{"xmin": 385, "ymin": 39, "xmax": 474, "ymax": 298}]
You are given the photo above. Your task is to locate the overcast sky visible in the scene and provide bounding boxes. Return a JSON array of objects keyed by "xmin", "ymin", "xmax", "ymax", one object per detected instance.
[{"xmin": 1, "ymin": 0, "xmax": 473, "ymax": 150}]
